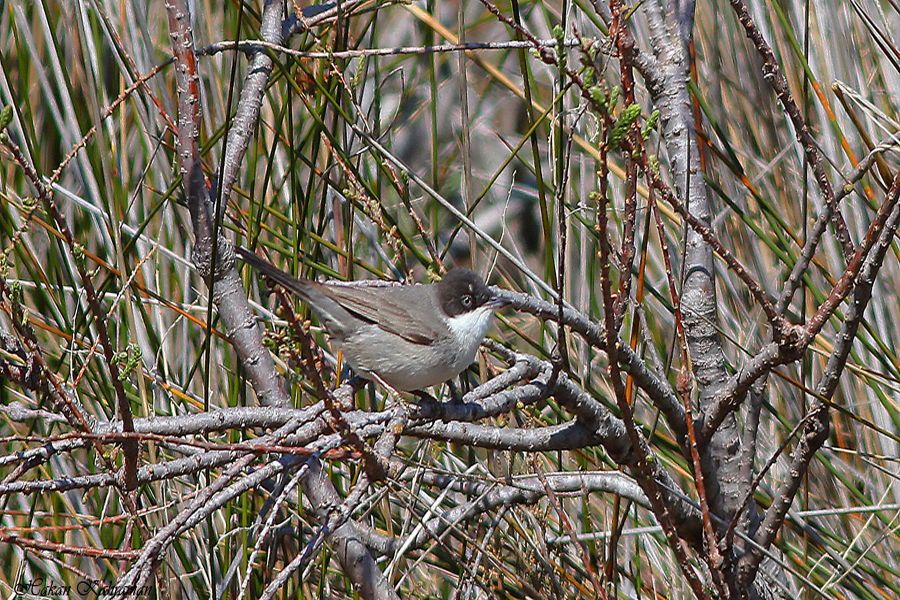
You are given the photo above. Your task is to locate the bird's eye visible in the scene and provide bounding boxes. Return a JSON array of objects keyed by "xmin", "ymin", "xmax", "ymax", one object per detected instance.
[{"xmin": 461, "ymin": 294, "xmax": 474, "ymax": 309}]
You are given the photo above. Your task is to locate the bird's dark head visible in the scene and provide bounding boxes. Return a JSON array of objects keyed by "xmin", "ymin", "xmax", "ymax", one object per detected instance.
[{"xmin": 436, "ymin": 268, "xmax": 504, "ymax": 317}]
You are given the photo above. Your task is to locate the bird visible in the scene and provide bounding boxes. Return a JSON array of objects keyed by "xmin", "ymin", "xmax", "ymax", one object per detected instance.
[{"xmin": 236, "ymin": 246, "xmax": 506, "ymax": 391}]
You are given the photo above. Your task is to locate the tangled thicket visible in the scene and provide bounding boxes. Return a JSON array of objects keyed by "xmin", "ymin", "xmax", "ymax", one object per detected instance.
[{"xmin": 0, "ymin": 1, "xmax": 897, "ymax": 598}]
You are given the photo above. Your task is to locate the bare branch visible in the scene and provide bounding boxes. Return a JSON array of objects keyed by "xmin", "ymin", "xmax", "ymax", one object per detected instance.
[
  {"xmin": 162, "ymin": 2, "xmax": 395, "ymax": 595},
  {"xmin": 736, "ymin": 189, "xmax": 900, "ymax": 589},
  {"xmin": 494, "ymin": 290, "xmax": 686, "ymax": 435},
  {"xmin": 728, "ymin": 0, "xmax": 853, "ymax": 258},
  {"xmin": 198, "ymin": 37, "xmax": 586, "ymax": 60},
  {"xmin": 405, "ymin": 470, "xmax": 648, "ymax": 550},
  {"xmin": 0, "ymin": 140, "xmax": 138, "ymax": 490}
]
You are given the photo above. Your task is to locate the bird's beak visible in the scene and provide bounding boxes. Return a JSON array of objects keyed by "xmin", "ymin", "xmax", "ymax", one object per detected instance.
[{"xmin": 486, "ymin": 294, "xmax": 509, "ymax": 310}]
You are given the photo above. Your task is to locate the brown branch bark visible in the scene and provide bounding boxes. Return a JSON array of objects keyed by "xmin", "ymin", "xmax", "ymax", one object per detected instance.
[{"xmin": 162, "ymin": 1, "xmax": 396, "ymax": 596}]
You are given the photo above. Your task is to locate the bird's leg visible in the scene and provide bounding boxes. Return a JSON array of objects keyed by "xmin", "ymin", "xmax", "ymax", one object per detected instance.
[
  {"xmin": 447, "ymin": 380, "xmax": 463, "ymax": 404},
  {"xmin": 343, "ymin": 374, "xmax": 367, "ymax": 388}
]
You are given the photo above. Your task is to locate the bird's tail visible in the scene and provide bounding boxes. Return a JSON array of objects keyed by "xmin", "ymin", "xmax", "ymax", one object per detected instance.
[
  {"xmin": 234, "ymin": 245, "xmax": 312, "ymax": 299},
  {"xmin": 236, "ymin": 246, "xmax": 356, "ymax": 337}
]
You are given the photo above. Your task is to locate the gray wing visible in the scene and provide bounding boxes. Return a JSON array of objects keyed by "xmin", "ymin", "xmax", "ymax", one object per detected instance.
[{"xmin": 322, "ymin": 284, "xmax": 446, "ymax": 346}]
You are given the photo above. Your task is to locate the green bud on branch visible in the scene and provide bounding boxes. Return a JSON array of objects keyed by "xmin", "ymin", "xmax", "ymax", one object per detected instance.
[
  {"xmin": 0, "ymin": 106, "xmax": 12, "ymax": 132},
  {"xmin": 642, "ymin": 109, "xmax": 660, "ymax": 139},
  {"xmin": 608, "ymin": 103, "xmax": 641, "ymax": 150},
  {"xmin": 589, "ymin": 86, "xmax": 607, "ymax": 114},
  {"xmin": 608, "ymin": 86, "xmax": 620, "ymax": 110}
]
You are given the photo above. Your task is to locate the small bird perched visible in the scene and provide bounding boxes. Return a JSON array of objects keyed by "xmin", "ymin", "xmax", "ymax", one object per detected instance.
[{"xmin": 236, "ymin": 247, "xmax": 506, "ymax": 391}]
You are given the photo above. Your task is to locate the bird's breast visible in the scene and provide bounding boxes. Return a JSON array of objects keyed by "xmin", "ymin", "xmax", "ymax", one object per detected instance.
[{"xmin": 445, "ymin": 307, "xmax": 495, "ymax": 364}]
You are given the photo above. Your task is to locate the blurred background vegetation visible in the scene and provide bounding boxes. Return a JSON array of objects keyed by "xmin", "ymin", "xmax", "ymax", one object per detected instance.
[{"xmin": 0, "ymin": 0, "xmax": 897, "ymax": 597}]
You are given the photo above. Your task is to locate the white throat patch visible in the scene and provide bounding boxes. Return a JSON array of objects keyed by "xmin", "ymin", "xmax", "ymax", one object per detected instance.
[{"xmin": 446, "ymin": 306, "xmax": 494, "ymax": 359}]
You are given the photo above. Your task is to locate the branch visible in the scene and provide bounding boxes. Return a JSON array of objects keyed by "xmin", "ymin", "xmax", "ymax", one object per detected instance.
[
  {"xmin": 198, "ymin": 37, "xmax": 586, "ymax": 60},
  {"xmin": 404, "ymin": 470, "xmax": 648, "ymax": 550},
  {"xmin": 703, "ymin": 175, "xmax": 899, "ymax": 438},
  {"xmin": 803, "ymin": 175, "xmax": 900, "ymax": 340},
  {"xmin": 736, "ymin": 190, "xmax": 900, "ymax": 588},
  {"xmin": 264, "ymin": 430, "xmax": 402, "ymax": 600},
  {"xmin": 162, "ymin": 3, "xmax": 393, "ymax": 595},
  {"xmin": 216, "ymin": 0, "xmax": 284, "ymax": 203},
  {"xmin": 281, "ymin": 1, "xmax": 369, "ymax": 38},
  {"xmin": 116, "ymin": 417, "xmax": 310, "ymax": 590},
  {"xmin": 0, "ymin": 140, "xmax": 138, "ymax": 489},
  {"xmin": 493, "ymin": 290, "xmax": 686, "ymax": 436},
  {"xmin": 596, "ymin": 129, "xmax": 710, "ymax": 595},
  {"xmin": 406, "ymin": 420, "xmax": 603, "ymax": 452},
  {"xmin": 835, "ymin": 141, "xmax": 898, "ymax": 202},
  {"xmin": 728, "ymin": 0, "xmax": 853, "ymax": 258},
  {"xmin": 645, "ymin": 169, "xmax": 789, "ymax": 335}
]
